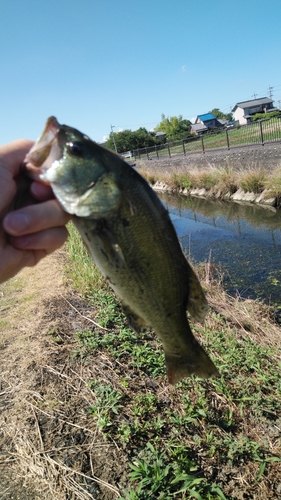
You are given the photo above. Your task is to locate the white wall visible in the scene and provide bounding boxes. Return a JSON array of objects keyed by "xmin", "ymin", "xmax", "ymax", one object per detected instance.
[{"xmin": 233, "ymin": 107, "xmax": 247, "ymax": 125}]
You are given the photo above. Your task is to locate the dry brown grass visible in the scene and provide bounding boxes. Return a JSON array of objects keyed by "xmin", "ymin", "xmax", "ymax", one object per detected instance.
[
  {"xmin": 0, "ymin": 252, "xmax": 124, "ymax": 500},
  {"xmin": 198, "ymin": 261, "xmax": 281, "ymax": 349},
  {"xmin": 137, "ymin": 161, "xmax": 281, "ymax": 201}
]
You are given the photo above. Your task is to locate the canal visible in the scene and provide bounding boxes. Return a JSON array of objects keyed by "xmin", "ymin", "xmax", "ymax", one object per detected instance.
[{"xmin": 158, "ymin": 192, "xmax": 281, "ymax": 307}]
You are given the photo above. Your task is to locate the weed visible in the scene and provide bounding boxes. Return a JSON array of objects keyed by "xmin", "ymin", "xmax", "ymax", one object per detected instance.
[
  {"xmin": 121, "ymin": 442, "xmax": 227, "ymax": 500},
  {"xmin": 195, "ymin": 170, "xmax": 219, "ymax": 189},
  {"xmin": 239, "ymin": 170, "xmax": 266, "ymax": 193},
  {"xmin": 132, "ymin": 393, "xmax": 158, "ymax": 417},
  {"xmin": 87, "ymin": 381, "xmax": 124, "ymax": 431},
  {"xmin": 170, "ymin": 172, "xmax": 193, "ymax": 190},
  {"xmin": 138, "ymin": 169, "xmax": 159, "ymax": 186},
  {"xmin": 147, "ymin": 174, "xmax": 157, "ymax": 185},
  {"xmin": 217, "ymin": 168, "xmax": 238, "ymax": 194},
  {"xmin": 47, "ymin": 325, "xmax": 63, "ymax": 344},
  {"xmin": 266, "ymin": 167, "xmax": 281, "ymax": 197}
]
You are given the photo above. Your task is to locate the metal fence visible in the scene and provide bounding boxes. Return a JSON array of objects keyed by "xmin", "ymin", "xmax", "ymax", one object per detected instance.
[{"xmin": 132, "ymin": 115, "xmax": 281, "ymax": 160}]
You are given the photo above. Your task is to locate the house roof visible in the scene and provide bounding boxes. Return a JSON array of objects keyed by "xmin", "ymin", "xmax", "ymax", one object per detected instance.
[
  {"xmin": 155, "ymin": 130, "xmax": 166, "ymax": 136},
  {"xmin": 191, "ymin": 123, "xmax": 207, "ymax": 133},
  {"xmin": 217, "ymin": 119, "xmax": 227, "ymax": 125},
  {"xmin": 196, "ymin": 113, "xmax": 216, "ymax": 122},
  {"xmin": 232, "ymin": 97, "xmax": 273, "ymax": 112}
]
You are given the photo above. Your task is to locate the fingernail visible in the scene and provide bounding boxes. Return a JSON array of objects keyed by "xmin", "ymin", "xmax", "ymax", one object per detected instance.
[{"xmin": 4, "ymin": 212, "xmax": 29, "ymax": 234}]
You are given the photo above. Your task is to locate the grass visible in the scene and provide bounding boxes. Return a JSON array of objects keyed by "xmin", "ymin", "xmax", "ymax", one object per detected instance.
[
  {"xmin": 266, "ymin": 167, "xmax": 281, "ymax": 199},
  {"xmin": 63, "ymin": 222, "xmax": 281, "ymax": 499},
  {"xmin": 65, "ymin": 221, "xmax": 105, "ymax": 294},
  {"xmin": 138, "ymin": 163, "xmax": 281, "ymax": 202},
  {"xmin": 239, "ymin": 170, "xmax": 266, "ymax": 193}
]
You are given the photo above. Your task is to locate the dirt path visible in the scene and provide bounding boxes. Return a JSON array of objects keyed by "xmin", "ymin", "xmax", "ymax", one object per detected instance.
[
  {"xmin": 0, "ymin": 251, "xmax": 65, "ymax": 498},
  {"xmin": 0, "ymin": 250, "xmax": 65, "ymax": 372},
  {"xmin": 0, "ymin": 250, "xmax": 124, "ymax": 500}
]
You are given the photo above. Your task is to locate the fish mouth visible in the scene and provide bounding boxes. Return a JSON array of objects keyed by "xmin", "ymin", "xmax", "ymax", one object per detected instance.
[{"xmin": 24, "ymin": 116, "xmax": 62, "ymax": 183}]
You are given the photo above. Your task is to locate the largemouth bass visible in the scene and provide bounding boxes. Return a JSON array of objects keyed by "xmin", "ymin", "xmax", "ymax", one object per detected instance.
[{"xmin": 25, "ymin": 117, "xmax": 218, "ymax": 384}]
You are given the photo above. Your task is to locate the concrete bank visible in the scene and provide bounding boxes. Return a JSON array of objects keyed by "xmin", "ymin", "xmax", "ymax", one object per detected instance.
[
  {"xmin": 152, "ymin": 181, "xmax": 277, "ymax": 209},
  {"xmin": 135, "ymin": 142, "xmax": 281, "ymax": 171}
]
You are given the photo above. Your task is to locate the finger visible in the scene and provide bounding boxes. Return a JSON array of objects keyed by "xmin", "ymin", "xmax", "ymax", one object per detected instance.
[
  {"xmin": 3, "ymin": 199, "xmax": 72, "ymax": 236},
  {"xmin": 0, "ymin": 140, "xmax": 34, "ymax": 175},
  {"xmin": 11, "ymin": 226, "xmax": 69, "ymax": 252},
  {"xmin": 30, "ymin": 181, "xmax": 54, "ymax": 201}
]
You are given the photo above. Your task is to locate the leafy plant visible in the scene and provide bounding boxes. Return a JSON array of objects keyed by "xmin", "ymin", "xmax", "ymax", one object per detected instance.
[
  {"xmin": 121, "ymin": 442, "xmax": 227, "ymax": 499},
  {"xmin": 87, "ymin": 381, "xmax": 124, "ymax": 430}
]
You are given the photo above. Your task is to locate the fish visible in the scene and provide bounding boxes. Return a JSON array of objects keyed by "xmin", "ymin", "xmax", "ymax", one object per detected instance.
[{"xmin": 24, "ymin": 117, "xmax": 219, "ymax": 384}]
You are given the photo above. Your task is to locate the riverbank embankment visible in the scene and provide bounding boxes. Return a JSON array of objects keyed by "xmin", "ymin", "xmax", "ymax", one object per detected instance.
[{"xmin": 134, "ymin": 143, "xmax": 281, "ymax": 208}]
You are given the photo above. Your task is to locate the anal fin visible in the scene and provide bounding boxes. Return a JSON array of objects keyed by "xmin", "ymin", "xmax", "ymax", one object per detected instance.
[{"xmin": 122, "ymin": 304, "xmax": 150, "ymax": 334}]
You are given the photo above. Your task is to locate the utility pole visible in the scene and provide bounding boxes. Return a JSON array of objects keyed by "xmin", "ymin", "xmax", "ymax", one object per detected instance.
[
  {"xmin": 268, "ymin": 86, "xmax": 274, "ymax": 99},
  {"xmin": 252, "ymin": 92, "xmax": 257, "ymax": 99},
  {"xmin": 110, "ymin": 124, "xmax": 118, "ymax": 153}
]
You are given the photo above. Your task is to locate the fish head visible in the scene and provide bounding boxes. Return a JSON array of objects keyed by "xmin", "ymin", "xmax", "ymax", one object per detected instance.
[{"xmin": 25, "ymin": 117, "xmax": 121, "ymax": 218}]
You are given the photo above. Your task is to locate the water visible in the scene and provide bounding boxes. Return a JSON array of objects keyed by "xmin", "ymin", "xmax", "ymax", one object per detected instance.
[{"xmin": 158, "ymin": 192, "xmax": 281, "ymax": 306}]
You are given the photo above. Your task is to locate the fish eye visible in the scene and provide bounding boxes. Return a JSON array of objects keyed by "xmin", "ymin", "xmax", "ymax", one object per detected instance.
[{"xmin": 67, "ymin": 142, "xmax": 84, "ymax": 157}]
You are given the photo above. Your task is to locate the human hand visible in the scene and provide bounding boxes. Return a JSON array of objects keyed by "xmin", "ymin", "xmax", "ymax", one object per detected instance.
[{"xmin": 0, "ymin": 140, "xmax": 72, "ymax": 284}]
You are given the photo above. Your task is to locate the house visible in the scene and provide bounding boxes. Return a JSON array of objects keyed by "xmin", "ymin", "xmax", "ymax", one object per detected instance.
[
  {"xmin": 155, "ymin": 130, "xmax": 166, "ymax": 143},
  {"xmin": 190, "ymin": 123, "xmax": 208, "ymax": 135},
  {"xmin": 190, "ymin": 113, "xmax": 224, "ymax": 135},
  {"xmin": 232, "ymin": 97, "xmax": 276, "ymax": 125}
]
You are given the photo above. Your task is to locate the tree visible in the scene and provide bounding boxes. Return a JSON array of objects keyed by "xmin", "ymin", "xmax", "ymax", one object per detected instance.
[
  {"xmin": 105, "ymin": 128, "xmax": 156, "ymax": 153},
  {"xmin": 155, "ymin": 114, "xmax": 191, "ymax": 141},
  {"xmin": 210, "ymin": 108, "xmax": 232, "ymax": 122}
]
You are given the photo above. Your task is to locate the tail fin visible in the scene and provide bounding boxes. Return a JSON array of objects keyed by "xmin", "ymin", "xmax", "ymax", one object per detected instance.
[{"xmin": 165, "ymin": 340, "xmax": 219, "ymax": 385}]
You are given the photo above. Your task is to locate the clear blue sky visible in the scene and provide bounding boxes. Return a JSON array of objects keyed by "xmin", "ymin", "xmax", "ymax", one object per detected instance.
[{"xmin": 1, "ymin": 0, "xmax": 281, "ymax": 145}]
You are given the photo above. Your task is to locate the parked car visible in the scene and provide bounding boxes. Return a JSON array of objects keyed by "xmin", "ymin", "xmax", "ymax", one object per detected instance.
[
  {"xmin": 225, "ymin": 120, "xmax": 237, "ymax": 129},
  {"xmin": 121, "ymin": 151, "xmax": 133, "ymax": 158}
]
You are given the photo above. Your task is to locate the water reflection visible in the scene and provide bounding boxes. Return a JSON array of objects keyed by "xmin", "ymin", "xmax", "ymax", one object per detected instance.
[{"xmin": 158, "ymin": 192, "xmax": 281, "ymax": 306}]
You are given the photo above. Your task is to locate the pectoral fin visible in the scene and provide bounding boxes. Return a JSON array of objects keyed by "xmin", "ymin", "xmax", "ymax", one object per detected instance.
[{"xmin": 97, "ymin": 229, "xmax": 125, "ymax": 269}]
